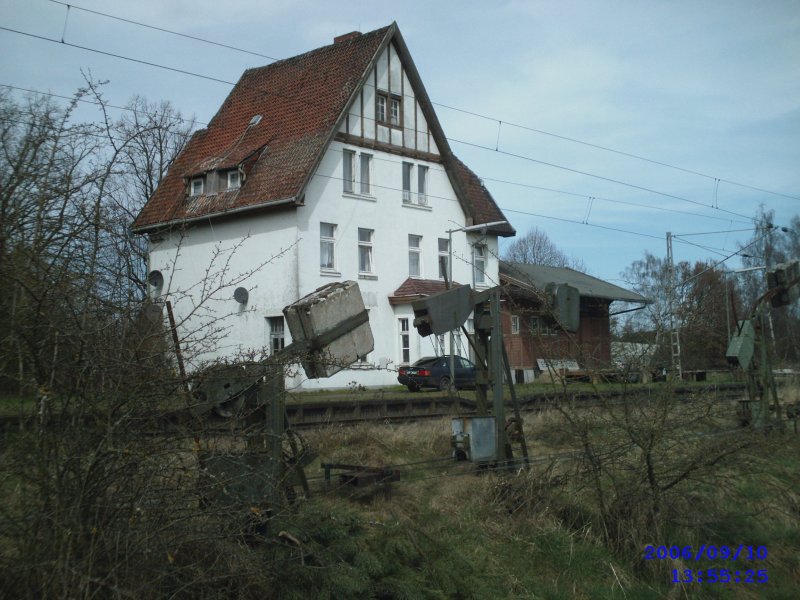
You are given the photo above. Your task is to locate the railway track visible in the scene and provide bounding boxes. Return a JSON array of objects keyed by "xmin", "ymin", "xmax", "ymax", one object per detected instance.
[
  {"xmin": 284, "ymin": 383, "xmax": 747, "ymax": 428},
  {"xmin": 0, "ymin": 383, "xmax": 749, "ymax": 434}
]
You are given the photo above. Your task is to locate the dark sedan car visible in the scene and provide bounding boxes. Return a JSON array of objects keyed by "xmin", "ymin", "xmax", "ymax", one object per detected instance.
[{"xmin": 397, "ymin": 356, "xmax": 477, "ymax": 391}]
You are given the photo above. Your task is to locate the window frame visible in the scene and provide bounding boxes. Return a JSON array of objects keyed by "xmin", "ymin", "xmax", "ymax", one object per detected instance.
[
  {"xmin": 417, "ymin": 165, "xmax": 428, "ymax": 205},
  {"xmin": 473, "ymin": 244, "xmax": 487, "ymax": 286},
  {"xmin": 438, "ymin": 238, "xmax": 450, "ymax": 281},
  {"xmin": 530, "ymin": 316, "xmax": 559, "ymax": 337},
  {"xmin": 402, "ymin": 162, "xmax": 413, "ymax": 203},
  {"xmin": 190, "ymin": 176, "xmax": 204, "ymax": 196},
  {"xmin": 268, "ymin": 316, "xmax": 285, "ymax": 354},
  {"xmin": 399, "ymin": 318, "xmax": 410, "ymax": 364},
  {"xmin": 320, "ymin": 222, "xmax": 337, "ymax": 271},
  {"xmin": 343, "ymin": 148, "xmax": 372, "ymax": 197},
  {"xmin": 358, "ymin": 227, "xmax": 374, "ymax": 275},
  {"xmin": 377, "ymin": 91, "xmax": 402, "ymax": 128},
  {"xmin": 401, "ymin": 161, "xmax": 431, "ymax": 207},
  {"xmin": 408, "ymin": 234, "xmax": 422, "ymax": 278},
  {"xmin": 343, "ymin": 149, "xmax": 355, "ymax": 194},
  {"xmin": 226, "ymin": 170, "xmax": 241, "ymax": 190},
  {"xmin": 390, "ymin": 96, "xmax": 401, "ymax": 126},
  {"xmin": 511, "ymin": 315, "xmax": 520, "ymax": 335},
  {"xmin": 376, "ymin": 93, "xmax": 387, "ymax": 124},
  {"xmin": 359, "ymin": 152, "xmax": 372, "ymax": 195}
]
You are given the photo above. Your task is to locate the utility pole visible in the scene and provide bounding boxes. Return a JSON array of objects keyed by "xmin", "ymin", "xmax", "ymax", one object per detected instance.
[{"xmin": 666, "ymin": 232, "xmax": 682, "ymax": 381}]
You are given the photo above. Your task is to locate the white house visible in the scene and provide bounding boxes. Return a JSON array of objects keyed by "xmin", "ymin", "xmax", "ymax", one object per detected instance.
[{"xmin": 133, "ymin": 23, "xmax": 515, "ymax": 390}]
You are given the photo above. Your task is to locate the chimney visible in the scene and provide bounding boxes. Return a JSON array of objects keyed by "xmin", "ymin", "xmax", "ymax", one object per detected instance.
[{"xmin": 334, "ymin": 31, "xmax": 361, "ymax": 44}]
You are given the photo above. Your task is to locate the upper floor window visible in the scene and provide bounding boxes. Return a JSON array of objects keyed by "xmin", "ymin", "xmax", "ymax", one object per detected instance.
[
  {"xmin": 417, "ymin": 165, "xmax": 428, "ymax": 205},
  {"xmin": 473, "ymin": 244, "xmax": 487, "ymax": 286},
  {"xmin": 358, "ymin": 228, "xmax": 374, "ymax": 274},
  {"xmin": 511, "ymin": 315, "xmax": 520, "ymax": 335},
  {"xmin": 343, "ymin": 149, "xmax": 372, "ymax": 195},
  {"xmin": 408, "ymin": 234, "xmax": 422, "ymax": 278},
  {"xmin": 438, "ymin": 238, "xmax": 450, "ymax": 281},
  {"xmin": 227, "ymin": 170, "xmax": 241, "ymax": 190},
  {"xmin": 190, "ymin": 176, "xmax": 204, "ymax": 196},
  {"xmin": 343, "ymin": 150, "xmax": 355, "ymax": 193},
  {"xmin": 377, "ymin": 92, "xmax": 401, "ymax": 127},
  {"xmin": 402, "ymin": 162, "xmax": 428, "ymax": 206},
  {"xmin": 402, "ymin": 163, "xmax": 412, "ymax": 203},
  {"xmin": 320, "ymin": 222, "xmax": 336, "ymax": 270},
  {"xmin": 376, "ymin": 94, "xmax": 387, "ymax": 124}
]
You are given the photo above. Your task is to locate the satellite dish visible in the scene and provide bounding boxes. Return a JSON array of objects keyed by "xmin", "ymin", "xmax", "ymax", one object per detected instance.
[
  {"xmin": 233, "ymin": 287, "xmax": 249, "ymax": 304},
  {"xmin": 148, "ymin": 270, "xmax": 164, "ymax": 288}
]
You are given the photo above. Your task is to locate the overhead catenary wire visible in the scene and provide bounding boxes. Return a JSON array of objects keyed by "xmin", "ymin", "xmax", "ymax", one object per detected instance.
[
  {"xmin": 2, "ymin": 22, "xmax": 793, "ymax": 263},
  {"xmin": 0, "ymin": 24, "xmax": 785, "ymax": 225},
  {"xmin": 3, "ymin": 84, "xmax": 761, "ymax": 231},
  {"xmin": 45, "ymin": 0, "xmax": 800, "ymax": 204},
  {"xmin": 0, "ymin": 111, "xmax": 756, "ymax": 254}
]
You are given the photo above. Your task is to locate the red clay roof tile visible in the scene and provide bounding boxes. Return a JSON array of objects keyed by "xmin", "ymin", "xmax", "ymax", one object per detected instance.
[{"xmin": 133, "ymin": 24, "xmax": 513, "ymax": 237}]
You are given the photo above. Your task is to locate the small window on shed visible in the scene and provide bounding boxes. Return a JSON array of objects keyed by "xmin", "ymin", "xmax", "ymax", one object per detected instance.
[{"xmin": 190, "ymin": 177, "xmax": 204, "ymax": 196}]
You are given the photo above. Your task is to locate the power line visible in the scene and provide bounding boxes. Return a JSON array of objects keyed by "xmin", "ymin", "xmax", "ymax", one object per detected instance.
[
  {"xmin": 0, "ymin": 107, "xmax": 765, "ymax": 253},
  {"xmin": 3, "ymin": 81, "xmax": 760, "ymax": 231},
  {"xmin": 48, "ymin": 0, "xmax": 281, "ymax": 62},
  {"xmin": 500, "ymin": 207, "xmax": 664, "ymax": 241},
  {"xmin": 435, "ymin": 102, "xmax": 800, "ymax": 203},
  {"xmin": 449, "ymin": 137, "xmax": 754, "ymax": 221},
  {"xmin": 0, "ymin": 26, "xmax": 238, "ymax": 87},
  {"xmin": 0, "ymin": 25, "xmax": 774, "ymax": 224},
  {"xmin": 483, "ymin": 176, "xmax": 753, "ymax": 225},
  {"xmin": 46, "ymin": 0, "xmax": 800, "ymax": 204},
  {"xmin": 677, "ymin": 233, "xmax": 770, "ymax": 287}
]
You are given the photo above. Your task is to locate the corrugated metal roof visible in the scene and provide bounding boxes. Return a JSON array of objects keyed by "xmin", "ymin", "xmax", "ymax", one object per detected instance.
[{"xmin": 500, "ymin": 261, "xmax": 650, "ymax": 303}]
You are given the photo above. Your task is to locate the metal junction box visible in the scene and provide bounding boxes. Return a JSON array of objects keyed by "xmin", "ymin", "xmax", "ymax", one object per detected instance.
[{"xmin": 451, "ymin": 416, "xmax": 496, "ymax": 463}]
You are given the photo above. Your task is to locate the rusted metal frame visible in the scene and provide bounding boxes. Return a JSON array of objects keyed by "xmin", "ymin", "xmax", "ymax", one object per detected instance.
[
  {"xmin": 501, "ymin": 341, "xmax": 529, "ymax": 467},
  {"xmin": 165, "ymin": 300, "xmax": 189, "ymax": 395}
]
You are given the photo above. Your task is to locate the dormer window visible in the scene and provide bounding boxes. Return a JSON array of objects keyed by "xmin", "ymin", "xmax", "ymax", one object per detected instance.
[
  {"xmin": 227, "ymin": 170, "xmax": 241, "ymax": 190},
  {"xmin": 190, "ymin": 177, "xmax": 204, "ymax": 196}
]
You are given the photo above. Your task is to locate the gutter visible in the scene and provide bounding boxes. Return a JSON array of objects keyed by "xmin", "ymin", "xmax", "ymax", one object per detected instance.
[{"xmin": 131, "ymin": 195, "xmax": 298, "ymax": 234}]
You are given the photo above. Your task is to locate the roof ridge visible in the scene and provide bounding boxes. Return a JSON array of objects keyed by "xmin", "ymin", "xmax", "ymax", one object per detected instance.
[{"xmin": 241, "ymin": 25, "xmax": 393, "ymax": 77}]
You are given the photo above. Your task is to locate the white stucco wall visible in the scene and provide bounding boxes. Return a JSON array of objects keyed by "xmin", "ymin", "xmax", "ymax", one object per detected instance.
[
  {"xmin": 147, "ymin": 138, "xmax": 500, "ymax": 390},
  {"xmin": 286, "ymin": 139, "xmax": 499, "ymax": 389},
  {"xmin": 147, "ymin": 210, "xmax": 300, "ymax": 370},
  {"xmin": 145, "ymin": 42, "xmax": 500, "ymax": 389}
]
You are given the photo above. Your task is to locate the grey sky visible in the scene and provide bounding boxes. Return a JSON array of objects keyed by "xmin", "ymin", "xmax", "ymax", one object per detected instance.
[{"xmin": 2, "ymin": 0, "xmax": 798, "ymax": 283}]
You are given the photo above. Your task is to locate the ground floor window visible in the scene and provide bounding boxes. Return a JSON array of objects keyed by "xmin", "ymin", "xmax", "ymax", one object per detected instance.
[
  {"xmin": 268, "ymin": 316, "xmax": 285, "ymax": 354},
  {"xmin": 399, "ymin": 318, "xmax": 410, "ymax": 364}
]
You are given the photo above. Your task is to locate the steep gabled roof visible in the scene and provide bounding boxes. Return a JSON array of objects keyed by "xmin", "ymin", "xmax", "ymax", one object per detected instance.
[
  {"xmin": 133, "ymin": 23, "xmax": 513, "ymax": 235},
  {"xmin": 133, "ymin": 25, "xmax": 390, "ymax": 231}
]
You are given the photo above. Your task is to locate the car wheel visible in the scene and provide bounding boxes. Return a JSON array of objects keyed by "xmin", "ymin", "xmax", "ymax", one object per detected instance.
[{"xmin": 438, "ymin": 376, "xmax": 452, "ymax": 392}]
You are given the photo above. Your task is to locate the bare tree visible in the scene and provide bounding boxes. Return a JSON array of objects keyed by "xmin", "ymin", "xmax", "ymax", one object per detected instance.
[
  {"xmin": 618, "ymin": 252, "xmax": 732, "ymax": 370},
  {"xmin": 502, "ymin": 226, "xmax": 586, "ymax": 271}
]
